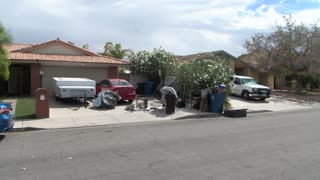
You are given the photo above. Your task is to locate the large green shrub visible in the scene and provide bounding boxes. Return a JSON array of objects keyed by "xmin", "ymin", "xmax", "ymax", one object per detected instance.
[
  {"xmin": 177, "ymin": 54, "xmax": 231, "ymax": 100},
  {"xmin": 129, "ymin": 48, "xmax": 178, "ymax": 82}
]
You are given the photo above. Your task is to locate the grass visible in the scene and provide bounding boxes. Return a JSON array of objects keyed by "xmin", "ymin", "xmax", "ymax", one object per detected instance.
[{"xmin": 15, "ymin": 97, "xmax": 36, "ymax": 119}]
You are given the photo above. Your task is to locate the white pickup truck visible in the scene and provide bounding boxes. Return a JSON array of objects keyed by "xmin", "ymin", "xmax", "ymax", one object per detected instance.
[{"xmin": 230, "ymin": 75, "xmax": 270, "ymax": 100}]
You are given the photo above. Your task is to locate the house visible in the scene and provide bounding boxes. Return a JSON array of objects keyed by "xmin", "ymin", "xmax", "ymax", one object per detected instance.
[
  {"xmin": 238, "ymin": 53, "xmax": 275, "ymax": 89},
  {"xmin": 1, "ymin": 38, "xmax": 129, "ymax": 96},
  {"xmin": 176, "ymin": 50, "xmax": 275, "ymax": 89}
]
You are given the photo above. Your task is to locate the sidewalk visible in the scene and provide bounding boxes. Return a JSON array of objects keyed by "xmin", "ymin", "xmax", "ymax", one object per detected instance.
[
  {"xmin": 10, "ymin": 95, "xmax": 320, "ymax": 131},
  {"xmin": 13, "ymin": 99, "xmax": 218, "ymax": 130}
]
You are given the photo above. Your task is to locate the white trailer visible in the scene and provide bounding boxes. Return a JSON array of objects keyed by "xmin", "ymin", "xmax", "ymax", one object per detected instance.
[{"xmin": 53, "ymin": 77, "xmax": 96, "ymax": 100}]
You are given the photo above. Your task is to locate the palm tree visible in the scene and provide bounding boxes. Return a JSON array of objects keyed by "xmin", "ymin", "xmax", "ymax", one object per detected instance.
[{"xmin": 100, "ymin": 42, "xmax": 133, "ymax": 59}]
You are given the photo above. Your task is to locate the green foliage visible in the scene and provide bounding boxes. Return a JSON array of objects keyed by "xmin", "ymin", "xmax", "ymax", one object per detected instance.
[
  {"xmin": 0, "ymin": 22, "xmax": 12, "ymax": 80},
  {"xmin": 244, "ymin": 16, "xmax": 320, "ymax": 83},
  {"xmin": 177, "ymin": 54, "xmax": 231, "ymax": 100},
  {"xmin": 100, "ymin": 42, "xmax": 133, "ymax": 59},
  {"xmin": 82, "ymin": 43, "xmax": 89, "ymax": 49},
  {"xmin": 129, "ymin": 48, "xmax": 179, "ymax": 82}
]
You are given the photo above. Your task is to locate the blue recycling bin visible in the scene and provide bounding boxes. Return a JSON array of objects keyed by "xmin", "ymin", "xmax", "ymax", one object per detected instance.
[
  {"xmin": 144, "ymin": 82, "xmax": 154, "ymax": 95},
  {"xmin": 210, "ymin": 93, "xmax": 226, "ymax": 113}
]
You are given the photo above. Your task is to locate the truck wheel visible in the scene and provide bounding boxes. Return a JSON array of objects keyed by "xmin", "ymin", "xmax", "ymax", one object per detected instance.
[
  {"xmin": 241, "ymin": 91, "xmax": 249, "ymax": 100},
  {"xmin": 260, "ymin": 98, "xmax": 266, "ymax": 101}
]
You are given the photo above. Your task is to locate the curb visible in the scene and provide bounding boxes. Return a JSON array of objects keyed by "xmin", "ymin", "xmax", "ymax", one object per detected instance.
[{"xmin": 175, "ymin": 113, "xmax": 220, "ymax": 120}]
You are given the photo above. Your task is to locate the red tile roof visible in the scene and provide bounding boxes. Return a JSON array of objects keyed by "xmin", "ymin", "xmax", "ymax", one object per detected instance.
[
  {"xmin": 9, "ymin": 52, "xmax": 128, "ymax": 65},
  {"xmin": 5, "ymin": 39, "xmax": 129, "ymax": 65},
  {"xmin": 5, "ymin": 43, "xmax": 33, "ymax": 51},
  {"xmin": 12, "ymin": 39, "xmax": 99, "ymax": 56}
]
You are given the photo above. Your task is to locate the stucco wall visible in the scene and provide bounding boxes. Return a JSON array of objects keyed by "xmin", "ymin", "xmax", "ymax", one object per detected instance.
[
  {"xmin": 41, "ymin": 66, "xmax": 108, "ymax": 95},
  {"xmin": 30, "ymin": 43, "xmax": 86, "ymax": 56},
  {"xmin": 228, "ymin": 59, "xmax": 235, "ymax": 73}
]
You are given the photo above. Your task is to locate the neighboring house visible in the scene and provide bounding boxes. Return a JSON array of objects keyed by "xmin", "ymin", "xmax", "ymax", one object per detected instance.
[
  {"xmin": 1, "ymin": 38, "xmax": 128, "ymax": 96},
  {"xmin": 238, "ymin": 53, "xmax": 275, "ymax": 89},
  {"xmin": 176, "ymin": 50, "xmax": 275, "ymax": 89}
]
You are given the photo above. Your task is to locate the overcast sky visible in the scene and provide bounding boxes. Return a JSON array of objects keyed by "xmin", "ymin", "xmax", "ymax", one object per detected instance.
[{"xmin": 1, "ymin": 0, "xmax": 320, "ymax": 56}]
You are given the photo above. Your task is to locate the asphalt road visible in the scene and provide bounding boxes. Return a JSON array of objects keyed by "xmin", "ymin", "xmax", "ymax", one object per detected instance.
[{"xmin": 1, "ymin": 109, "xmax": 320, "ymax": 180}]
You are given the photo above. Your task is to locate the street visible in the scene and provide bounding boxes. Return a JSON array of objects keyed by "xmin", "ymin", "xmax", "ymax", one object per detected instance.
[{"xmin": 1, "ymin": 109, "xmax": 320, "ymax": 180}]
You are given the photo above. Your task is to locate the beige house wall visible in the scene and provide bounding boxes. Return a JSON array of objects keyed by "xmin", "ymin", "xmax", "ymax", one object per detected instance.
[
  {"xmin": 228, "ymin": 59, "xmax": 235, "ymax": 73},
  {"xmin": 41, "ymin": 66, "xmax": 108, "ymax": 95},
  {"xmin": 30, "ymin": 43, "xmax": 87, "ymax": 56},
  {"xmin": 267, "ymin": 73, "xmax": 274, "ymax": 89}
]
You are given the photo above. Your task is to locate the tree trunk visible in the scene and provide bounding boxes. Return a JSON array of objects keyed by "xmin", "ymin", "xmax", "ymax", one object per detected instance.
[{"xmin": 296, "ymin": 79, "xmax": 303, "ymax": 94}]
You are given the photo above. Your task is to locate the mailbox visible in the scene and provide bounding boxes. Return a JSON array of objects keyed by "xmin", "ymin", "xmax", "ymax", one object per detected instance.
[{"xmin": 35, "ymin": 88, "xmax": 49, "ymax": 118}]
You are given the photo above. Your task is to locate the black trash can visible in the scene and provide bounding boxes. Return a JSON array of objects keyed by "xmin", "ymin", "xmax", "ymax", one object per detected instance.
[
  {"xmin": 136, "ymin": 83, "xmax": 145, "ymax": 94},
  {"xmin": 165, "ymin": 94, "xmax": 177, "ymax": 114}
]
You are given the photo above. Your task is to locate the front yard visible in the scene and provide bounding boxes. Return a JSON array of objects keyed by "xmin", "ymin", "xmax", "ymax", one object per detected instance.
[{"xmin": 15, "ymin": 97, "xmax": 35, "ymax": 119}]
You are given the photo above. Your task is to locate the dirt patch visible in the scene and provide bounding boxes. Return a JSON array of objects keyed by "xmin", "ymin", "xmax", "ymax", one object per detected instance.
[{"xmin": 272, "ymin": 91, "xmax": 320, "ymax": 103}]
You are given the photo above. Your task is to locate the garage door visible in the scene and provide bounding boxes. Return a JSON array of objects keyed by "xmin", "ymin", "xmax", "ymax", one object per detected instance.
[{"xmin": 42, "ymin": 66, "xmax": 108, "ymax": 95}]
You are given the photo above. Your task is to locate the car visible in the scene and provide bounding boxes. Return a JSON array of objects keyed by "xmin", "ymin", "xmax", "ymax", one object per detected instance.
[
  {"xmin": 230, "ymin": 75, "xmax": 271, "ymax": 100},
  {"xmin": 0, "ymin": 102, "xmax": 14, "ymax": 133},
  {"xmin": 96, "ymin": 79, "xmax": 136, "ymax": 102}
]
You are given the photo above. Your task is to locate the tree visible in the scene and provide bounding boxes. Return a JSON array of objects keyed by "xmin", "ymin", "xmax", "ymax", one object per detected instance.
[
  {"xmin": 100, "ymin": 42, "xmax": 133, "ymax": 59},
  {"xmin": 129, "ymin": 48, "xmax": 178, "ymax": 82},
  {"xmin": 244, "ymin": 16, "xmax": 320, "ymax": 90},
  {"xmin": 82, "ymin": 43, "xmax": 89, "ymax": 49},
  {"xmin": 0, "ymin": 22, "xmax": 12, "ymax": 80}
]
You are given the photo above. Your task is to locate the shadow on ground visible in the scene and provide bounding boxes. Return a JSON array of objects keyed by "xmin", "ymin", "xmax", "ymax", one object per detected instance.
[
  {"xmin": 14, "ymin": 114, "xmax": 37, "ymax": 121},
  {"xmin": 0, "ymin": 135, "xmax": 5, "ymax": 142},
  {"xmin": 10, "ymin": 127, "xmax": 47, "ymax": 133}
]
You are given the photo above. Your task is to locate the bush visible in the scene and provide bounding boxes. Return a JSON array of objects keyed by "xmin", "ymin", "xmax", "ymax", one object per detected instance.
[
  {"xmin": 177, "ymin": 54, "xmax": 231, "ymax": 100},
  {"xmin": 129, "ymin": 48, "xmax": 178, "ymax": 82}
]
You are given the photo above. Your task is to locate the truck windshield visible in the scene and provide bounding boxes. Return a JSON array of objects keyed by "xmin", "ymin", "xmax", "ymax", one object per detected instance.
[{"xmin": 241, "ymin": 78, "xmax": 257, "ymax": 85}]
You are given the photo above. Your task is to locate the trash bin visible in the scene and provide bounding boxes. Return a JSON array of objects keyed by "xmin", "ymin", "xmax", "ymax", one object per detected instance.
[
  {"xmin": 144, "ymin": 82, "xmax": 154, "ymax": 95},
  {"xmin": 210, "ymin": 93, "xmax": 226, "ymax": 113},
  {"xmin": 136, "ymin": 83, "xmax": 145, "ymax": 94},
  {"xmin": 165, "ymin": 94, "xmax": 177, "ymax": 114}
]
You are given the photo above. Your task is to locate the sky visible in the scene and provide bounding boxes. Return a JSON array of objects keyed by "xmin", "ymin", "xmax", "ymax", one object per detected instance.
[{"xmin": 1, "ymin": 0, "xmax": 320, "ymax": 57}]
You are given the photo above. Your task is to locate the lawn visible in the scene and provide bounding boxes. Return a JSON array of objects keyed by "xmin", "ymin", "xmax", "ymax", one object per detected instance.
[{"xmin": 15, "ymin": 97, "xmax": 36, "ymax": 119}]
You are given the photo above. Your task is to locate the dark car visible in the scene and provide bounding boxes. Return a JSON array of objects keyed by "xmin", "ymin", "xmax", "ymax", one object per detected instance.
[
  {"xmin": 0, "ymin": 102, "xmax": 14, "ymax": 133},
  {"xmin": 96, "ymin": 79, "xmax": 136, "ymax": 102}
]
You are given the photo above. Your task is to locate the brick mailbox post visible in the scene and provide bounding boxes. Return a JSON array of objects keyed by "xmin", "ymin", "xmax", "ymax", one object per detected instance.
[{"xmin": 35, "ymin": 88, "xmax": 49, "ymax": 118}]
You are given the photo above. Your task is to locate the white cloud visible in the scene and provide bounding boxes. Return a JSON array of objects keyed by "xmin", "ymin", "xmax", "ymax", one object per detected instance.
[{"xmin": 1, "ymin": 0, "xmax": 320, "ymax": 56}]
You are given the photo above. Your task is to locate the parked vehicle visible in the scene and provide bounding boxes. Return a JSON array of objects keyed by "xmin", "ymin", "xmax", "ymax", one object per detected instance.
[
  {"xmin": 230, "ymin": 75, "xmax": 270, "ymax": 100},
  {"xmin": 0, "ymin": 102, "xmax": 14, "ymax": 133},
  {"xmin": 96, "ymin": 79, "xmax": 136, "ymax": 102},
  {"xmin": 53, "ymin": 77, "xmax": 96, "ymax": 101}
]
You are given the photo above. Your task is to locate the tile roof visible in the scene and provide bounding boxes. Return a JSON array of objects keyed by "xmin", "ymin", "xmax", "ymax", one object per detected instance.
[
  {"xmin": 238, "ymin": 53, "xmax": 259, "ymax": 68},
  {"xmin": 5, "ymin": 39, "xmax": 128, "ymax": 65},
  {"xmin": 9, "ymin": 52, "xmax": 128, "ymax": 65},
  {"xmin": 11, "ymin": 39, "xmax": 99, "ymax": 56},
  {"xmin": 4, "ymin": 43, "xmax": 33, "ymax": 51}
]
